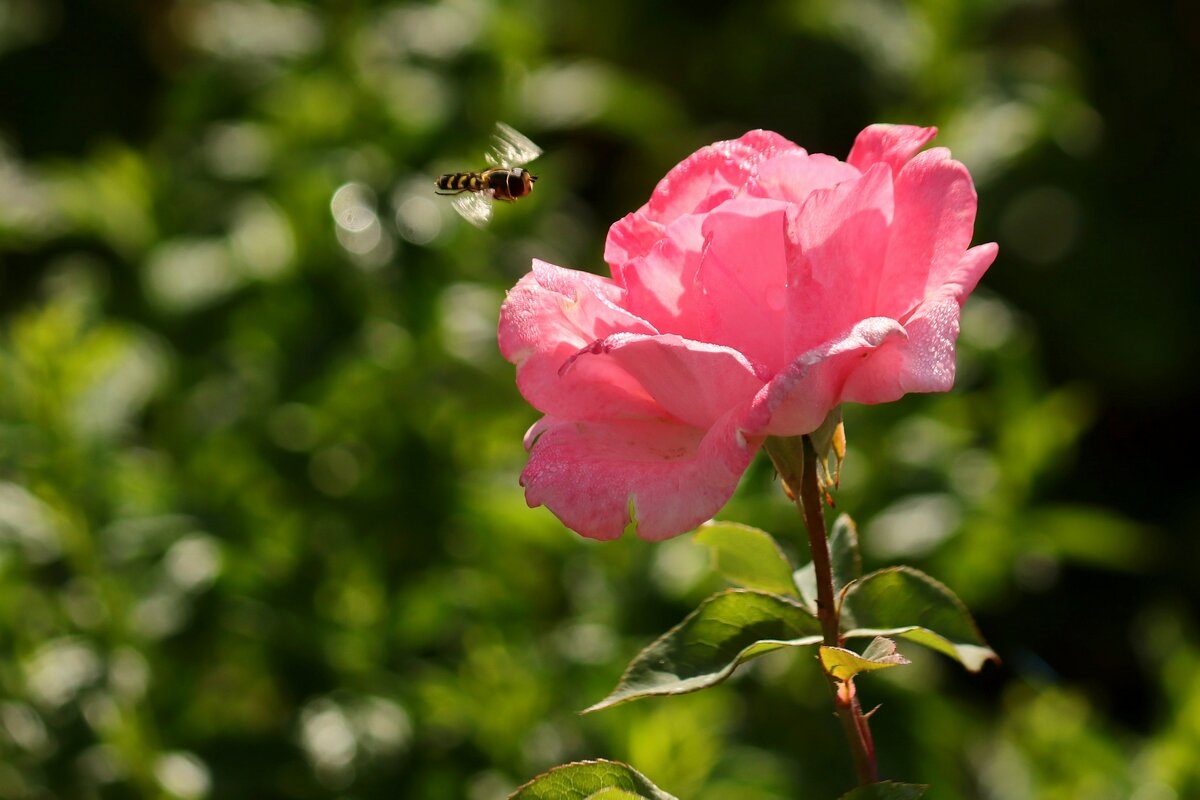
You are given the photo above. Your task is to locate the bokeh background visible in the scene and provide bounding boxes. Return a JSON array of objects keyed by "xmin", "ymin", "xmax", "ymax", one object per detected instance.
[{"xmin": 2, "ymin": 1, "xmax": 1198, "ymax": 798}]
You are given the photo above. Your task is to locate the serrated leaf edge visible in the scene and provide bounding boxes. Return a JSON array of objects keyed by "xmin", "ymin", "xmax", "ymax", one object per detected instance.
[
  {"xmin": 507, "ymin": 758, "xmax": 679, "ymax": 800},
  {"xmin": 583, "ymin": 589, "xmax": 822, "ymax": 713},
  {"xmin": 840, "ymin": 566, "xmax": 999, "ymax": 672}
]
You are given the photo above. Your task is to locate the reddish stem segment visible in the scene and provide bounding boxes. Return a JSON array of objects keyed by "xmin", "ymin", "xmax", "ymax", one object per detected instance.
[{"xmin": 765, "ymin": 435, "xmax": 878, "ymax": 787}]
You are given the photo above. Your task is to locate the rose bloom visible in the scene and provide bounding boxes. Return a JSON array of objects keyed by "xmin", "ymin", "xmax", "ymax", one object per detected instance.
[{"xmin": 499, "ymin": 125, "xmax": 997, "ymax": 541}]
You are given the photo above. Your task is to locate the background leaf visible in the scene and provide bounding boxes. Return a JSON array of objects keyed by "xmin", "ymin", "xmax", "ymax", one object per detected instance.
[
  {"xmin": 841, "ymin": 567, "xmax": 997, "ymax": 672},
  {"xmin": 509, "ymin": 760, "xmax": 678, "ymax": 800},
  {"xmin": 694, "ymin": 521, "xmax": 798, "ymax": 597},
  {"xmin": 585, "ymin": 590, "xmax": 822, "ymax": 712},
  {"xmin": 793, "ymin": 563, "xmax": 819, "ymax": 614},
  {"xmin": 830, "ymin": 514, "xmax": 862, "ymax": 592}
]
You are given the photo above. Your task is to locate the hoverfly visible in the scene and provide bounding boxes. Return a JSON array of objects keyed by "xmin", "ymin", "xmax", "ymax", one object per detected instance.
[{"xmin": 435, "ymin": 122, "xmax": 542, "ymax": 227}]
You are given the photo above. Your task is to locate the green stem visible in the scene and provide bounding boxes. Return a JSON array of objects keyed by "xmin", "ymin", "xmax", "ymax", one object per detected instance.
[{"xmin": 764, "ymin": 435, "xmax": 878, "ymax": 787}]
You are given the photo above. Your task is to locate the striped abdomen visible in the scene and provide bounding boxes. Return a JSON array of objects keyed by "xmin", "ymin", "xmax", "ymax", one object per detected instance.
[{"xmin": 435, "ymin": 172, "xmax": 487, "ymax": 193}]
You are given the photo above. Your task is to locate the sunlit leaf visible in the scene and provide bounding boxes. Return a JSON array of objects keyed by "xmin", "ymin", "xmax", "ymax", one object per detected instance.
[
  {"xmin": 508, "ymin": 759, "xmax": 678, "ymax": 800},
  {"xmin": 838, "ymin": 781, "xmax": 928, "ymax": 799},
  {"xmin": 585, "ymin": 590, "xmax": 823, "ymax": 712},
  {"xmin": 694, "ymin": 521, "xmax": 797, "ymax": 596},
  {"xmin": 841, "ymin": 567, "xmax": 997, "ymax": 672},
  {"xmin": 820, "ymin": 636, "xmax": 909, "ymax": 681}
]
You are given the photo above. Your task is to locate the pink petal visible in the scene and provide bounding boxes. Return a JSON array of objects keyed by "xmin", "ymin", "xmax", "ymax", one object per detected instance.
[
  {"xmin": 746, "ymin": 151, "xmax": 862, "ymax": 207},
  {"xmin": 605, "ymin": 211, "xmax": 663, "ymax": 277},
  {"xmin": 606, "ymin": 130, "xmax": 802, "ymax": 269},
  {"xmin": 745, "ymin": 317, "xmax": 908, "ymax": 437},
  {"xmin": 611, "ymin": 213, "xmax": 709, "ymax": 341},
  {"xmin": 838, "ymin": 300, "xmax": 959, "ymax": 401},
  {"xmin": 784, "ymin": 164, "xmax": 895, "ymax": 358},
  {"xmin": 846, "ymin": 124, "xmax": 938, "ymax": 175},
  {"xmin": 562, "ymin": 332, "xmax": 767, "ymax": 429},
  {"xmin": 940, "ymin": 242, "xmax": 998, "ymax": 304},
  {"xmin": 875, "ymin": 149, "xmax": 979, "ymax": 320},
  {"xmin": 690, "ymin": 197, "xmax": 794, "ymax": 370},
  {"xmin": 498, "ymin": 260, "xmax": 662, "ymax": 420},
  {"xmin": 521, "ymin": 410, "xmax": 759, "ymax": 541},
  {"xmin": 647, "ymin": 130, "xmax": 802, "ymax": 222},
  {"xmin": 840, "ymin": 243, "xmax": 998, "ymax": 402}
]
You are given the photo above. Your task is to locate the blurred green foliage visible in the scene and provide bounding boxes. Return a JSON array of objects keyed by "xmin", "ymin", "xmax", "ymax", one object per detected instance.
[{"xmin": 1, "ymin": 0, "xmax": 1198, "ymax": 798}]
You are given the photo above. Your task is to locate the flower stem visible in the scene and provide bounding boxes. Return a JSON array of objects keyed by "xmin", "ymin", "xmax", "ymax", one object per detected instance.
[{"xmin": 764, "ymin": 435, "xmax": 878, "ymax": 787}]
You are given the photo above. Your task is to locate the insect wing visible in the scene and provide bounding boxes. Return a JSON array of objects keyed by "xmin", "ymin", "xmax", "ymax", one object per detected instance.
[
  {"xmin": 485, "ymin": 122, "xmax": 542, "ymax": 169},
  {"xmin": 451, "ymin": 190, "xmax": 494, "ymax": 228}
]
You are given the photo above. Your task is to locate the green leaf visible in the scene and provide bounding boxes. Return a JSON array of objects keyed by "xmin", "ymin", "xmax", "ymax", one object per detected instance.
[
  {"xmin": 838, "ymin": 781, "xmax": 929, "ymax": 799},
  {"xmin": 792, "ymin": 513, "xmax": 860, "ymax": 614},
  {"xmin": 819, "ymin": 636, "xmax": 909, "ymax": 681},
  {"xmin": 584, "ymin": 589, "xmax": 823, "ymax": 712},
  {"xmin": 793, "ymin": 563, "xmax": 818, "ymax": 614},
  {"xmin": 508, "ymin": 760, "xmax": 678, "ymax": 800},
  {"xmin": 841, "ymin": 566, "xmax": 998, "ymax": 672},
  {"xmin": 694, "ymin": 521, "xmax": 797, "ymax": 596},
  {"xmin": 829, "ymin": 513, "xmax": 862, "ymax": 591}
]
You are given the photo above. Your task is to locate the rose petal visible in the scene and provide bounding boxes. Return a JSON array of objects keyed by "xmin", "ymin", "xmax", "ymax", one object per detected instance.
[
  {"xmin": 840, "ymin": 243, "xmax": 998, "ymax": 401},
  {"xmin": 527, "ymin": 258, "xmax": 624, "ymax": 302},
  {"xmin": 876, "ymin": 148, "xmax": 979, "ymax": 320},
  {"xmin": 846, "ymin": 124, "xmax": 938, "ymax": 175},
  {"xmin": 837, "ymin": 299, "xmax": 958, "ymax": 401},
  {"xmin": 690, "ymin": 197, "xmax": 794, "ymax": 370},
  {"xmin": 563, "ymin": 332, "xmax": 767, "ymax": 429},
  {"xmin": 605, "ymin": 211, "xmax": 663, "ymax": 276},
  {"xmin": 606, "ymin": 130, "xmax": 802, "ymax": 269},
  {"xmin": 784, "ymin": 164, "xmax": 895, "ymax": 358},
  {"xmin": 647, "ymin": 130, "xmax": 802, "ymax": 222},
  {"xmin": 939, "ymin": 242, "xmax": 998, "ymax": 304},
  {"xmin": 521, "ymin": 410, "xmax": 759, "ymax": 541},
  {"xmin": 499, "ymin": 260, "xmax": 661, "ymax": 419},
  {"xmin": 745, "ymin": 317, "xmax": 908, "ymax": 437},
  {"xmin": 611, "ymin": 213, "xmax": 708, "ymax": 340},
  {"xmin": 746, "ymin": 151, "xmax": 861, "ymax": 207}
]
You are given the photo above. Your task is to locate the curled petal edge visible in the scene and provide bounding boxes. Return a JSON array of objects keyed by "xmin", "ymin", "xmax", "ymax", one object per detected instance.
[
  {"xmin": 521, "ymin": 409, "xmax": 761, "ymax": 541},
  {"xmin": 746, "ymin": 317, "xmax": 908, "ymax": 437}
]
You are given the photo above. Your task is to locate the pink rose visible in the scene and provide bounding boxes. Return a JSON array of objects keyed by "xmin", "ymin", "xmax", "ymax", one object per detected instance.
[{"xmin": 499, "ymin": 125, "xmax": 997, "ymax": 541}]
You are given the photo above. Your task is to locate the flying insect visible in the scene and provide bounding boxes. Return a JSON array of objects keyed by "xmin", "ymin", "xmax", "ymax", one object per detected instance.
[{"xmin": 434, "ymin": 123, "xmax": 542, "ymax": 227}]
